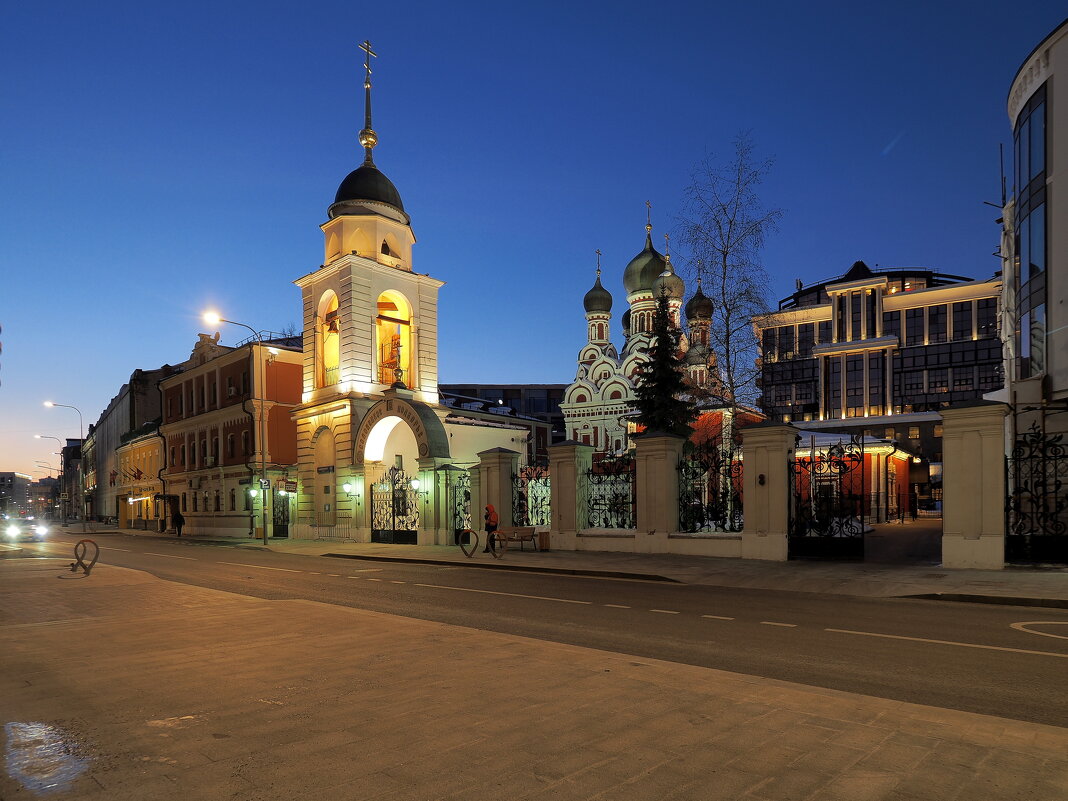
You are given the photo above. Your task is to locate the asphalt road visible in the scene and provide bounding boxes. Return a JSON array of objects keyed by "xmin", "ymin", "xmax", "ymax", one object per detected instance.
[{"xmin": 25, "ymin": 531, "xmax": 1068, "ymax": 729}]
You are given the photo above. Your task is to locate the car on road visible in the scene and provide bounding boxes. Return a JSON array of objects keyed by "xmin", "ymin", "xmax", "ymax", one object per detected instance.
[{"xmin": 3, "ymin": 516, "xmax": 49, "ymax": 542}]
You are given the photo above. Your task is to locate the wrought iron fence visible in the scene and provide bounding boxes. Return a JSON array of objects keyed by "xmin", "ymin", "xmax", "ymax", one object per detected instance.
[
  {"xmin": 512, "ymin": 465, "xmax": 551, "ymax": 527},
  {"xmin": 583, "ymin": 454, "xmax": 635, "ymax": 529},
  {"xmin": 678, "ymin": 441, "xmax": 743, "ymax": 533},
  {"xmin": 450, "ymin": 468, "xmax": 472, "ymax": 535},
  {"xmin": 1006, "ymin": 424, "xmax": 1068, "ymax": 564},
  {"xmin": 789, "ymin": 434, "xmax": 866, "ymax": 559}
]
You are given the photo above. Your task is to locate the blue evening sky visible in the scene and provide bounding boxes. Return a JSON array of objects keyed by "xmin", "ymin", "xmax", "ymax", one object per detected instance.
[{"xmin": 1, "ymin": 1, "xmax": 1062, "ymax": 472}]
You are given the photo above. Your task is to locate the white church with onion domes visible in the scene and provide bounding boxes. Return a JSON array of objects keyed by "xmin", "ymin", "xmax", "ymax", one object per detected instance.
[{"xmin": 561, "ymin": 212, "xmax": 727, "ymax": 453}]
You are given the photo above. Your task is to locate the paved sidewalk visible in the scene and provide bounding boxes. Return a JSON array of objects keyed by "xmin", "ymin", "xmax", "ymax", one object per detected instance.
[
  {"xmin": 71, "ymin": 524, "xmax": 1068, "ymax": 606},
  {"xmin": 2, "ymin": 558, "xmax": 1066, "ymax": 800}
]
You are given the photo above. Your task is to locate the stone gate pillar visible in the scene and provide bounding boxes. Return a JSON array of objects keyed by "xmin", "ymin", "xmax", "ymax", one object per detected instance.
[
  {"xmin": 548, "ymin": 441, "xmax": 594, "ymax": 551},
  {"xmin": 941, "ymin": 401, "xmax": 1009, "ymax": 569},
  {"xmin": 476, "ymin": 448, "xmax": 519, "ymax": 534},
  {"xmin": 418, "ymin": 457, "xmax": 454, "ymax": 546},
  {"xmin": 633, "ymin": 432, "xmax": 686, "ymax": 553},
  {"xmin": 741, "ymin": 423, "xmax": 797, "ymax": 561}
]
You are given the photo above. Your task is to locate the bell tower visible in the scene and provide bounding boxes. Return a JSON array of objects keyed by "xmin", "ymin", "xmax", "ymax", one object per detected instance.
[{"xmin": 293, "ymin": 40, "xmax": 443, "ymax": 406}]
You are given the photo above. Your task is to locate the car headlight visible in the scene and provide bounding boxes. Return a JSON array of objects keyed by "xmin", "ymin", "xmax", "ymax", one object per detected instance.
[
  {"xmin": 5, "ymin": 526, "xmax": 19, "ymax": 539},
  {"xmin": 35, "ymin": 525, "xmax": 48, "ymax": 536}
]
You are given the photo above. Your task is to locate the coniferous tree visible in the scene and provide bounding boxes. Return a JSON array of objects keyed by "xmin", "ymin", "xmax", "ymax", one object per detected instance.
[{"xmin": 633, "ymin": 291, "xmax": 698, "ymax": 437}]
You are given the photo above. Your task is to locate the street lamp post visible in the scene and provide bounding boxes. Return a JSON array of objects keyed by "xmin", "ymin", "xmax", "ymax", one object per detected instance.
[
  {"xmin": 44, "ymin": 402, "xmax": 86, "ymax": 532},
  {"xmin": 203, "ymin": 312, "xmax": 271, "ymax": 545},
  {"xmin": 35, "ymin": 436, "xmax": 66, "ymax": 523}
]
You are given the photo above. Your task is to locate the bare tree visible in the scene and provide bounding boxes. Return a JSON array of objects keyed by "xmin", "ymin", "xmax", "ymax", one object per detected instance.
[{"xmin": 677, "ymin": 134, "xmax": 783, "ymax": 410}]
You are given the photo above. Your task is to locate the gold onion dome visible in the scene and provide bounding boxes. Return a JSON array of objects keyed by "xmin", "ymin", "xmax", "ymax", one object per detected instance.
[
  {"xmin": 652, "ymin": 261, "xmax": 685, "ymax": 300},
  {"xmin": 622, "ymin": 227, "xmax": 667, "ymax": 294}
]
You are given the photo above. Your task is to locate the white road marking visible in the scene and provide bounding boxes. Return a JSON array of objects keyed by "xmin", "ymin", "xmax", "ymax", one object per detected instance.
[
  {"xmin": 701, "ymin": 614, "xmax": 734, "ymax": 621},
  {"xmin": 145, "ymin": 552, "xmax": 196, "ymax": 560},
  {"xmin": 1010, "ymin": 621, "xmax": 1068, "ymax": 641},
  {"xmin": 366, "ymin": 578, "xmax": 382, "ymax": 582},
  {"xmin": 827, "ymin": 627, "xmax": 1068, "ymax": 659},
  {"xmin": 99, "ymin": 547, "xmax": 130, "ymax": 551},
  {"xmin": 218, "ymin": 562, "xmax": 302, "ymax": 573},
  {"xmin": 414, "ymin": 583, "xmax": 592, "ymax": 605},
  {"xmin": 390, "ymin": 580, "xmax": 405, "ymax": 584},
  {"xmin": 328, "ymin": 574, "xmax": 341, "ymax": 577},
  {"xmin": 309, "ymin": 572, "xmax": 321, "ymax": 575},
  {"xmin": 761, "ymin": 621, "xmax": 797, "ymax": 628},
  {"xmin": 650, "ymin": 609, "xmax": 680, "ymax": 615},
  {"xmin": 604, "ymin": 604, "xmax": 630, "ymax": 609}
]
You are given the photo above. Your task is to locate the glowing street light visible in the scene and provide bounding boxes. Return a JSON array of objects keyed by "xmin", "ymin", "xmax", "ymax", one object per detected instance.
[
  {"xmin": 44, "ymin": 401, "xmax": 86, "ymax": 532},
  {"xmin": 202, "ymin": 311, "xmax": 271, "ymax": 544}
]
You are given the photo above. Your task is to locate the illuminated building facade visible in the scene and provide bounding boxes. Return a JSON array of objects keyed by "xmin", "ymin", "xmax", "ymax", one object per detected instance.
[
  {"xmin": 1003, "ymin": 19, "xmax": 1068, "ymax": 439},
  {"xmin": 755, "ymin": 260, "xmax": 1003, "ymax": 467},
  {"xmin": 160, "ymin": 332, "xmax": 302, "ymax": 537}
]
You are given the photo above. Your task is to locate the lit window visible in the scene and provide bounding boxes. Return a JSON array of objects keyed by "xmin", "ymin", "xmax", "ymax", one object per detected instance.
[
  {"xmin": 908, "ymin": 426, "xmax": 920, "ymax": 439},
  {"xmin": 934, "ymin": 424, "xmax": 943, "ymax": 437}
]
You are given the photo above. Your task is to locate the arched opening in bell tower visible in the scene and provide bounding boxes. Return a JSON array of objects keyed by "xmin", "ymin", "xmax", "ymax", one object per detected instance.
[
  {"xmin": 316, "ymin": 291, "xmax": 340, "ymax": 388},
  {"xmin": 375, "ymin": 290, "xmax": 413, "ymax": 386}
]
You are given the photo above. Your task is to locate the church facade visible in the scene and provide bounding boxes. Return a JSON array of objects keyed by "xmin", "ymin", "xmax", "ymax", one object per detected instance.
[
  {"xmin": 561, "ymin": 224, "xmax": 726, "ymax": 452},
  {"xmin": 289, "ymin": 44, "xmax": 544, "ymax": 543}
]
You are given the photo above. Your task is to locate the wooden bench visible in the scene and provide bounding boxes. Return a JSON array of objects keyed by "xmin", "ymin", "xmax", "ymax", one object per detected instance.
[{"xmin": 494, "ymin": 526, "xmax": 539, "ymax": 551}]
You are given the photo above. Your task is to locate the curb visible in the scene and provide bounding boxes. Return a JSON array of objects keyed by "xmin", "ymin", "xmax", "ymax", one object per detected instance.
[
  {"xmin": 903, "ymin": 592, "xmax": 1068, "ymax": 609},
  {"xmin": 322, "ymin": 552, "xmax": 681, "ymax": 583}
]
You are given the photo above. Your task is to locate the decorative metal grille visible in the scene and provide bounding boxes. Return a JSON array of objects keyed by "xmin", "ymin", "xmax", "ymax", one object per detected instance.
[
  {"xmin": 272, "ymin": 488, "xmax": 290, "ymax": 537},
  {"xmin": 678, "ymin": 441, "xmax": 743, "ymax": 533},
  {"xmin": 789, "ymin": 434, "xmax": 865, "ymax": 559},
  {"xmin": 450, "ymin": 469, "xmax": 472, "ymax": 533},
  {"xmin": 512, "ymin": 465, "xmax": 551, "ymax": 527},
  {"xmin": 1006, "ymin": 424, "xmax": 1068, "ymax": 564},
  {"xmin": 370, "ymin": 465, "xmax": 419, "ymax": 544},
  {"xmin": 583, "ymin": 455, "xmax": 635, "ymax": 529}
]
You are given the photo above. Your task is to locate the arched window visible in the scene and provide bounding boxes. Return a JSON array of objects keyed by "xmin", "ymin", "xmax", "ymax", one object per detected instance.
[
  {"xmin": 574, "ymin": 393, "xmax": 588, "ymax": 403},
  {"xmin": 229, "ymin": 489, "xmax": 236, "ymax": 511},
  {"xmin": 242, "ymin": 431, "xmax": 250, "ymax": 455},
  {"xmin": 316, "ymin": 290, "xmax": 340, "ymax": 388},
  {"xmin": 214, "ymin": 491, "xmax": 221, "ymax": 512},
  {"xmin": 181, "ymin": 492, "xmax": 187, "ymax": 511},
  {"xmin": 381, "ymin": 240, "xmax": 392, "ymax": 256},
  {"xmin": 609, "ymin": 390, "xmax": 622, "ymax": 400},
  {"xmin": 375, "ymin": 291, "xmax": 413, "ymax": 386},
  {"xmin": 190, "ymin": 441, "xmax": 197, "ymax": 467},
  {"xmin": 243, "ymin": 489, "xmax": 251, "ymax": 511},
  {"xmin": 192, "ymin": 493, "xmax": 199, "ymax": 512},
  {"xmin": 226, "ymin": 434, "xmax": 235, "ymax": 458}
]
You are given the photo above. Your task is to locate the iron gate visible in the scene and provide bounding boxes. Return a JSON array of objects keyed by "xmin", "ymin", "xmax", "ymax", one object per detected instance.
[
  {"xmin": 583, "ymin": 455, "xmax": 636, "ymax": 529},
  {"xmin": 678, "ymin": 441, "xmax": 743, "ymax": 533},
  {"xmin": 789, "ymin": 434, "xmax": 866, "ymax": 560},
  {"xmin": 450, "ymin": 468, "xmax": 472, "ymax": 545},
  {"xmin": 512, "ymin": 464, "xmax": 551, "ymax": 527},
  {"xmin": 1006, "ymin": 424, "xmax": 1068, "ymax": 564},
  {"xmin": 371, "ymin": 466, "xmax": 419, "ymax": 544},
  {"xmin": 272, "ymin": 488, "xmax": 290, "ymax": 538}
]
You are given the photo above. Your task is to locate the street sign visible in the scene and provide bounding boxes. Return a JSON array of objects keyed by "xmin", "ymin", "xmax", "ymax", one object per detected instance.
[
  {"xmin": 60, "ymin": 493, "xmax": 68, "ymax": 500},
  {"xmin": 283, "ymin": 480, "xmax": 298, "ymax": 493},
  {"xmin": 259, "ymin": 479, "xmax": 271, "ymax": 489}
]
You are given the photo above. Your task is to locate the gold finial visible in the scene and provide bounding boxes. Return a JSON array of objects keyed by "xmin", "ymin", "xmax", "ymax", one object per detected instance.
[
  {"xmin": 645, "ymin": 200, "xmax": 652, "ymax": 234},
  {"xmin": 595, "ymin": 249, "xmax": 602, "ymax": 278},
  {"xmin": 663, "ymin": 232, "xmax": 671, "ymax": 263},
  {"xmin": 358, "ymin": 40, "xmax": 379, "ymax": 164}
]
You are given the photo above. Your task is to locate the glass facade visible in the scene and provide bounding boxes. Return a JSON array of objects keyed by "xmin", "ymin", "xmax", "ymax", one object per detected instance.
[{"xmin": 1014, "ymin": 82, "xmax": 1047, "ymax": 378}]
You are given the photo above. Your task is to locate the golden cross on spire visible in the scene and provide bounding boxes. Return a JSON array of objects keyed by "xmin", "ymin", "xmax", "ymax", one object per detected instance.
[
  {"xmin": 360, "ymin": 40, "xmax": 377, "ymax": 87},
  {"xmin": 595, "ymin": 248, "xmax": 602, "ymax": 277},
  {"xmin": 663, "ymin": 232, "xmax": 671, "ymax": 262},
  {"xmin": 645, "ymin": 200, "xmax": 652, "ymax": 233},
  {"xmin": 358, "ymin": 40, "xmax": 379, "ymax": 164}
]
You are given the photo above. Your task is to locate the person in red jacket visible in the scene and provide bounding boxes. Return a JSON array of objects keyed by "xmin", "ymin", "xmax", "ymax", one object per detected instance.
[{"xmin": 482, "ymin": 504, "xmax": 499, "ymax": 553}]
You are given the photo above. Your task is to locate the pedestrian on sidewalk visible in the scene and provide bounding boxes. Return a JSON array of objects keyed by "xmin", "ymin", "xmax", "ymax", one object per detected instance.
[
  {"xmin": 482, "ymin": 504, "xmax": 498, "ymax": 554},
  {"xmin": 173, "ymin": 511, "xmax": 185, "ymax": 537}
]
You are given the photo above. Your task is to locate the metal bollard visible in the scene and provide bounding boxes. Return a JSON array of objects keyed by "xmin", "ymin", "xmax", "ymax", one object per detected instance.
[{"xmin": 69, "ymin": 539, "xmax": 99, "ymax": 576}]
